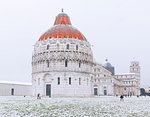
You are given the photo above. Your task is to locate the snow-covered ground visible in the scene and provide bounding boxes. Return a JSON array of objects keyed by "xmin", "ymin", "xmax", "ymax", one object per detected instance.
[{"xmin": 0, "ymin": 96, "xmax": 150, "ymax": 117}]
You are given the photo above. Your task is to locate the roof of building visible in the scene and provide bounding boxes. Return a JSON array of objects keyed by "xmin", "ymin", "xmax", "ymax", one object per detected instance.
[
  {"xmin": 103, "ymin": 62, "xmax": 113, "ymax": 68},
  {"xmin": 103, "ymin": 59, "xmax": 114, "ymax": 68},
  {"xmin": 38, "ymin": 10, "xmax": 87, "ymax": 41},
  {"xmin": 0, "ymin": 80, "xmax": 32, "ymax": 85},
  {"xmin": 103, "ymin": 59, "xmax": 115, "ymax": 75},
  {"xmin": 115, "ymin": 73, "xmax": 136, "ymax": 76}
]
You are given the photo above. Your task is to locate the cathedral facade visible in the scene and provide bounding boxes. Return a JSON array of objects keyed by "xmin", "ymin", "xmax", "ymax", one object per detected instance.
[
  {"xmin": 31, "ymin": 11, "xmax": 141, "ymax": 97},
  {"xmin": 93, "ymin": 61, "xmax": 140, "ymax": 96}
]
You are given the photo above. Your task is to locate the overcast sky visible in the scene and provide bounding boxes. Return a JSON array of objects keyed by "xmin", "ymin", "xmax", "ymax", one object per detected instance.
[{"xmin": 0, "ymin": 0, "xmax": 149, "ymax": 87}]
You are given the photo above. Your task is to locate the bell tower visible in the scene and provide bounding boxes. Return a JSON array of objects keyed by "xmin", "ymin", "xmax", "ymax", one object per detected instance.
[
  {"xmin": 130, "ymin": 61, "xmax": 140, "ymax": 76},
  {"xmin": 130, "ymin": 61, "xmax": 141, "ymax": 95}
]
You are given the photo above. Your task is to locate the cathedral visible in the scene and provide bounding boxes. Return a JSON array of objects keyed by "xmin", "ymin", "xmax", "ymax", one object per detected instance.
[{"xmin": 0, "ymin": 10, "xmax": 140, "ymax": 97}]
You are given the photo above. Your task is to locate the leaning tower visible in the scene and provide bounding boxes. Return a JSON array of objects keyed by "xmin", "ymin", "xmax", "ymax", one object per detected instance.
[
  {"xmin": 130, "ymin": 61, "xmax": 141, "ymax": 95},
  {"xmin": 32, "ymin": 10, "xmax": 94, "ymax": 97},
  {"xmin": 130, "ymin": 61, "xmax": 140, "ymax": 76}
]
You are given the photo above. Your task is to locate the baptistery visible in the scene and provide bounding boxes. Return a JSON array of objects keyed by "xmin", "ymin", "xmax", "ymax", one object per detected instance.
[{"xmin": 32, "ymin": 10, "xmax": 94, "ymax": 97}]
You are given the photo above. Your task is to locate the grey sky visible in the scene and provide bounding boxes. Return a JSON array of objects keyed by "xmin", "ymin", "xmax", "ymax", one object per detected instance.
[{"xmin": 0, "ymin": 0, "xmax": 149, "ymax": 87}]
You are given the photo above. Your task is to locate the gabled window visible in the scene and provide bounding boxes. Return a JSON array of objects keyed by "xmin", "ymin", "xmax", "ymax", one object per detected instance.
[{"xmin": 69, "ymin": 77, "xmax": 71, "ymax": 85}]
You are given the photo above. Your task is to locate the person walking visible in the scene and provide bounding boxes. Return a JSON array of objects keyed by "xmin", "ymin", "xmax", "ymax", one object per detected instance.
[
  {"xmin": 120, "ymin": 95, "xmax": 124, "ymax": 101},
  {"xmin": 37, "ymin": 93, "xmax": 41, "ymax": 99}
]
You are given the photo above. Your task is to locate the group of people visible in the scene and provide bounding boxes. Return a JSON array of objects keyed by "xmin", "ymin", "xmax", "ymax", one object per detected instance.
[
  {"xmin": 37, "ymin": 93, "xmax": 51, "ymax": 99},
  {"xmin": 119, "ymin": 94, "xmax": 140, "ymax": 101},
  {"xmin": 36, "ymin": 93, "xmax": 140, "ymax": 100}
]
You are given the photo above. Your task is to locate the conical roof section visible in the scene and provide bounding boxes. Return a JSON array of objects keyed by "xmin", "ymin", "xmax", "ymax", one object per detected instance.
[
  {"xmin": 38, "ymin": 10, "xmax": 87, "ymax": 41},
  {"xmin": 54, "ymin": 11, "xmax": 71, "ymax": 25}
]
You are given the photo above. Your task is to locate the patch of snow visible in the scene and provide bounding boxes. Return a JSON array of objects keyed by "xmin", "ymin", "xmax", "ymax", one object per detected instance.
[{"xmin": 0, "ymin": 96, "xmax": 150, "ymax": 117}]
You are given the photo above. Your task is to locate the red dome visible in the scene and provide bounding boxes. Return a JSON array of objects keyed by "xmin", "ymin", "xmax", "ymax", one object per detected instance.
[{"xmin": 38, "ymin": 11, "xmax": 86, "ymax": 41}]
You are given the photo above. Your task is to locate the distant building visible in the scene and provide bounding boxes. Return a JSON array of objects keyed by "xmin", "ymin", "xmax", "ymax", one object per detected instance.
[
  {"xmin": 0, "ymin": 81, "xmax": 32, "ymax": 96},
  {"xmin": 93, "ymin": 61, "xmax": 140, "ymax": 96},
  {"xmin": 114, "ymin": 61, "xmax": 140, "ymax": 96},
  {"xmin": 145, "ymin": 87, "xmax": 150, "ymax": 93},
  {"xmin": 93, "ymin": 62, "xmax": 114, "ymax": 96}
]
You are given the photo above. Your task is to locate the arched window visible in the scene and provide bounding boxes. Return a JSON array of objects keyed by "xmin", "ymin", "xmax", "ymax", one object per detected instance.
[
  {"xmin": 79, "ymin": 78, "xmax": 81, "ymax": 85},
  {"xmin": 58, "ymin": 77, "xmax": 60, "ymax": 85},
  {"xmin": 76, "ymin": 45, "xmax": 78, "ymax": 50},
  {"xmin": 46, "ymin": 60, "xmax": 49, "ymax": 67},
  {"xmin": 38, "ymin": 78, "xmax": 40, "ymax": 85},
  {"xmin": 69, "ymin": 77, "xmax": 71, "ymax": 85},
  {"xmin": 57, "ymin": 44, "xmax": 59, "ymax": 50},
  {"xmin": 65, "ymin": 59, "xmax": 68, "ymax": 67},
  {"xmin": 79, "ymin": 61, "xmax": 81, "ymax": 68},
  {"xmin": 66, "ymin": 44, "xmax": 69, "ymax": 49},
  {"xmin": 47, "ymin": 45, "xmax": 49, "ymax": 50},
  {"xmin": 87, "ymin": 78, "xmax": 88, "ymax": 85}
]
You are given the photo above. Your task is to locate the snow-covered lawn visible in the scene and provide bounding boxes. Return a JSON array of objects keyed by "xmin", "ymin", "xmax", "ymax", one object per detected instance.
[{"xmin": 0, "ymin": 96, "xmax": 150, "ymax": 117}]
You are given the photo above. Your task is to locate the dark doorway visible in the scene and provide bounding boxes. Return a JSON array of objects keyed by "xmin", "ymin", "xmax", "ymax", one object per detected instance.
[
  {"xmin": 46, "ymin": 84, "xmax": 51, "ymax": 97},
  {"xmin": 11, "ymin": 88, "xmax": 14, "ymax": 95},
  {"xmin": 104, "ymin": 90, "xmax": 107, "ymax": 95},
  {"xmin": 94, "ymin": 88, "xmax": 98, "ymax": 95}
]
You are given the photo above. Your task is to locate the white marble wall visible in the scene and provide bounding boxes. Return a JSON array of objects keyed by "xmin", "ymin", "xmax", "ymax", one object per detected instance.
[
  {"xmin": 0, "ymin": 83, "xmax": 32, "ymax": 96},
  {"xmin": 32, "ymin": 38, "xmax": 94, "ymax": 97},
  {"xmin": 93, "ymin": 62, "xmax": 115, "ymax": 96},
  {"xmin": 32, "ymin": 72, "xmax": 94, "ymax": 97}
]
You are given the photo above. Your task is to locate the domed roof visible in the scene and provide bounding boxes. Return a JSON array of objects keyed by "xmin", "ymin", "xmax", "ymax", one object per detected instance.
[
  {"xmin": 103, "ymin": 59, "xmax": 112, "ymax": 67},
  {"xmin": 103, "ymin": 62, "xmax": 113, "ymax": 68},
  {"xmin": 103, "ymin": 59, "xmax": 115, "ymax": 75},
  {"xmin": 38, "ymin": 10, "xmax": 87, "ymax": 41}
]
